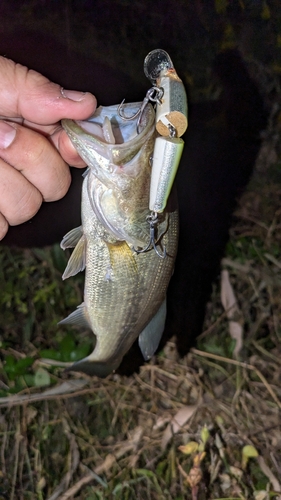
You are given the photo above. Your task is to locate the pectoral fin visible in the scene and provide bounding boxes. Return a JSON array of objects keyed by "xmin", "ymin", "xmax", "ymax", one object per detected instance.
[
  {"xmin": 138, "ymin": 299, "xmax": 167, "ymax": 361},
  {"xmin": 58, "ymin": 302, "xmax": 90, "ymax": 329},
  {"xmin": 60, "ymin": 226, "xmax": 83, "ymax": 249},
  {"xmin": 62, "ymin": 235, "xmax": 86, "ymax": 280}
]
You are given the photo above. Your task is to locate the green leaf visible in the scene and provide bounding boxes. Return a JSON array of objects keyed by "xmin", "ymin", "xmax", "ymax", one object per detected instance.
[
  {"xmin": 242, "ymin": 444, "xmax": 259, "ymax": 469},
  {"xmin": 4, "ymin": 355, "xmax": 34, "ymax": 380},
  {"xmin": 200, "ymin": 425, "xmax": 210, "ymax": 446},
  {"xmin": 69, "ymin": 342, "xmax": 92, "ymax": 361},
  {"xmin": 40, "ymin": 349, "xmax": 62, "ymax": 361},
  {"xmin": 34, "ymin": 368, "xmax": 51, "ymax": 387},
  {"xmin": 60, "ymin": 333, "xmax": 76, "ymax": 355},
  {"xmin": 178, "ymin": 441, "xmax": 199, "ymax": 455},
  {"xmin": 243, "ymin": 445, "xmax": 259, "ymax": 457},
  {"xmin": 23, "ymin": 374, "xmax": 35, "ymax": 387}
]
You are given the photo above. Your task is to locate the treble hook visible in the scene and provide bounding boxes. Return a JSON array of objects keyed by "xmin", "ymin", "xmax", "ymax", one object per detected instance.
[
  {"xmin": 133, "ymin": 212, "xmax": 166, "ymax": 259},
  {"xmin": 118, "ymin": 86, "xmax": 164, "ymax": 134}
]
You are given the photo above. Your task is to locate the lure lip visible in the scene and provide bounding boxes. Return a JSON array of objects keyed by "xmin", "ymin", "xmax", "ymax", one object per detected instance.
[{"xmin": 144, "ymin": 49, "xmax": 174, "ymax": 84}]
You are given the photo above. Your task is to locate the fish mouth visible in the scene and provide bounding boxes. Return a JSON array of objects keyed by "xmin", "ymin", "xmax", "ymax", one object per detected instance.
[{"xmin": 62, "ymin": 102, "xmax": 155, "ymax": 168}]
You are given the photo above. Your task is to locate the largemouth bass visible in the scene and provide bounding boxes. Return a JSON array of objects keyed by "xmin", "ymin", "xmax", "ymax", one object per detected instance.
[{"xmin": 59, "ymin": 101, "xmax": 178, "ymax": 377}]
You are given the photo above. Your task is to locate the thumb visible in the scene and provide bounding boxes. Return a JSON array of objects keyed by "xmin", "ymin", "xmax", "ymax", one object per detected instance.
[{"xmin": 0, "ymin": 57, "xmax": 97, "ymax": 125}]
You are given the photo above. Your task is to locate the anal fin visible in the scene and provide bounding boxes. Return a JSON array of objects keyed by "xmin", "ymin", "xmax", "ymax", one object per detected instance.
[
  {"xmin": 138, "ymin": 299, "xmax": 167, "ymax": 361},
  {"xmin": 58, "ymin": 302, "xmax": 90, "ymax": 329}
]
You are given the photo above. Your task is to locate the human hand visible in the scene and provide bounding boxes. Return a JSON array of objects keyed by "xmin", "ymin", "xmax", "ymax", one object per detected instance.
[{"xmin": 0, "ymin": 56, "xmax": 97, "ymax": 240}]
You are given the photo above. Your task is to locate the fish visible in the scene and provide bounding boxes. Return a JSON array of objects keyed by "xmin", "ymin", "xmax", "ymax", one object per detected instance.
[{"xmin": 59, "ymin": 101, "xmax": 179, "ymax": 378}]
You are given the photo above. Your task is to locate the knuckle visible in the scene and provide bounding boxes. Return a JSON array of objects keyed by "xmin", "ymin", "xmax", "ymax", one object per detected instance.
[
  {"xmin": 51, "ymin": 168, "xmax": 71, "ymax": 201},
  {"xmin": 10, "ymin": 188, "xmax": 42, "ymax": 225},
  {"xmin": 43, "ymin": 161, "xmax": 71, "ymax": 202}
]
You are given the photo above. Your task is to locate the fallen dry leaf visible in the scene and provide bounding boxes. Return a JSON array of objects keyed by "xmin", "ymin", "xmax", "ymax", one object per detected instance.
[
  {"xmin": 221, "ymin": 269, "xmax": 243, "ymax": 357},
  {"xmin": 161, "ymin": 405, "xmax": 197, "ymax": 450}
]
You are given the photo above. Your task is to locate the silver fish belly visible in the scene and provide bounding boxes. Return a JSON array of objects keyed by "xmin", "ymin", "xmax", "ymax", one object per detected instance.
[{"xmin": 59, "ymin": 102, "xmax": 179, "ymax": 377}]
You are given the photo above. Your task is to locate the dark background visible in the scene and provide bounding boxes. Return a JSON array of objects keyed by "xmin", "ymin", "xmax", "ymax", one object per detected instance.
[{"xmin": 1, "ymin": 0, "xmax": 280, "ymax": 100}]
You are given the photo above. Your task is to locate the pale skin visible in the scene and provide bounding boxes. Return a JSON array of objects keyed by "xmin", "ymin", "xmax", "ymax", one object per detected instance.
[{"xmin": 0, "ymin": 56, "xmax": 97, "ymax": 240}]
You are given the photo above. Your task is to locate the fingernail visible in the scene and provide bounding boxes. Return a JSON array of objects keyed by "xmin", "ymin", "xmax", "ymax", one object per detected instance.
[
  {"xmin": 60, "ymin": 88, "xmax": 86, "ymax": 101},
  {"xmin": 0, "ymin": 121, "xmax": 16, "ymax": 149}
]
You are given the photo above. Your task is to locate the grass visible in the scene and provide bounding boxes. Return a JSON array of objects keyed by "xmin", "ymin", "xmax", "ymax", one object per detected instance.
[{"xmin": 0, "ymin": 167, "xmax": 281, "ymax": 499}]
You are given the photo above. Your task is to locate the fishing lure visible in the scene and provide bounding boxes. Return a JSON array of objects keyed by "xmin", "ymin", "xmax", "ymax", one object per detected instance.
[{"xmin": 118, "ymin": 49, "xmax": 188, "ymax": 258}]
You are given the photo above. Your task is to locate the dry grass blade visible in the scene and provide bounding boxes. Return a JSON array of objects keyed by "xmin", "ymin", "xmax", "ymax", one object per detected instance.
[
  {"xmin": 191, "ymin": 348, "xmax": 281, "ymax": 410},
  {"xmin": 0, "ymin": 380, "xmax": 88, "ymax": 407},
  {"xmin": 47, "ymin": 419, "xmax": 80, "ymax": 500},
  {"xmin": 60, "ymin": 426, "xmax": 144, "ymax": 498},
  {"xmin": 10, "ymin": 424, "xmax": 21, "ymax": 500}
]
